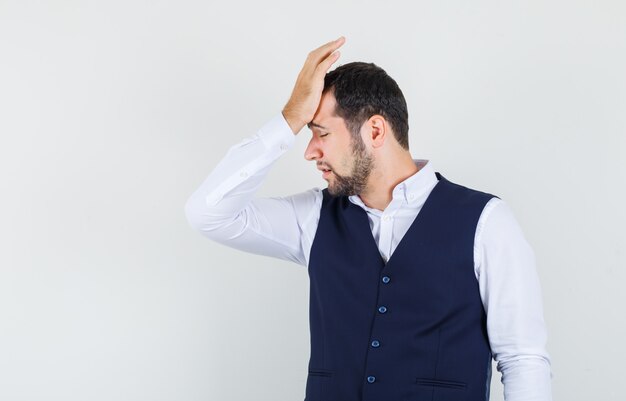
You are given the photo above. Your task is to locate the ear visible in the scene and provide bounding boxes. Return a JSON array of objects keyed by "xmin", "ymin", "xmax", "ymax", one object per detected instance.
[{"xmin": 366, "ymin": 114, "xmax": 387, "ymax": 149}]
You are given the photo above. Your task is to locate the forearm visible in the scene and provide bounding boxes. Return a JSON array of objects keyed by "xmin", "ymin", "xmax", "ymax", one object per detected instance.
[
  {"xmin": 184, "ymin": 113, "xmax": 295, "ymax": 233},
  {"xmin": 499, "ymin": 356, "xmax": 552, "ymax": 401}
]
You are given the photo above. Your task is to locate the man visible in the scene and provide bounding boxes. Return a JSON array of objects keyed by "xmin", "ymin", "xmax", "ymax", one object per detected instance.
[{"xmin": 185, "ymin": 37, "xmax": 552, "ymax": 401}]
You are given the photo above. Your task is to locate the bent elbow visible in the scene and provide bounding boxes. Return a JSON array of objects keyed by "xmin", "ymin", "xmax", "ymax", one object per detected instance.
[
  {"xmin": 184, "ymin": 194, "xmax": 220, "ymax": 233},
  {"xmin": 184, "ymin": 193, "xmax": 243, "ymax": 237},
  {"xmin": 184, "ymin": 195, "xmax": 204, "ymax": 232}
]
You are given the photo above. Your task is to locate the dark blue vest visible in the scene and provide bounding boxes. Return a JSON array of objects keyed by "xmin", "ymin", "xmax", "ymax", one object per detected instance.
[{"xmin": 305, "ymin": 172, "xmax": 498, "ymax": 401}]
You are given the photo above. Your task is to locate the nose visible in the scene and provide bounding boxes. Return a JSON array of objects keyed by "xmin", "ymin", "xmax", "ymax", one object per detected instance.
[{"xmin": 304, "ymin": 136, "xmax": 323, "ymax": 161}]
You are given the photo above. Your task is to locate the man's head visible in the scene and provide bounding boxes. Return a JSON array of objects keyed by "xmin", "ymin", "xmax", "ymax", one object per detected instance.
[
  {"xmin": 323, "ymin": 61, "xmax": 409, "ymax": 150},
  {"xmin": 304, "ymin": 62, "xmax": 410, "ymax": 197}
]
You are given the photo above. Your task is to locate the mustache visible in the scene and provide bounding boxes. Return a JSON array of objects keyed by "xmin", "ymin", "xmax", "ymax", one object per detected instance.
[{"xmin": 317, "ymin": 162, "xmax": 332, "ymax": 170}]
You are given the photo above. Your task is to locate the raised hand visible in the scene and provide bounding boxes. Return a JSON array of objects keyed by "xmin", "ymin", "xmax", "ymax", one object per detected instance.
[{"xmin": 282, "ymin": 36, "xmax": 346, "ymax": 134}]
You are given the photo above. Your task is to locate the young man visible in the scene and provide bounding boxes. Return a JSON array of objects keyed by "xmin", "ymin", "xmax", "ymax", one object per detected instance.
[{"xmin": 185, "ymin": 37, "xmax": 552, "ymax": 401}]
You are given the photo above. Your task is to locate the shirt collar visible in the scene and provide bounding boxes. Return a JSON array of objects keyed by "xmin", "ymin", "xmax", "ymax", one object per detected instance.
[{"xmin": 348, "ymin": 159, "xmax": 437, "ymax": 208}]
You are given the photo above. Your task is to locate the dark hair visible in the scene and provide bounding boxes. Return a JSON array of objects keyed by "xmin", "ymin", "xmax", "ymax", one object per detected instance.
[{"xmin": 323, "ymin": 61, "xmax": 409, "ymax": 150}]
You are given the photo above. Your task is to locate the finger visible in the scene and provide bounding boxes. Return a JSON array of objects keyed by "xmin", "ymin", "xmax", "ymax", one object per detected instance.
[
  {"xmin": 308, "ymin": 36, "xmax": 345, "ymax": 65},
  {"xmin": 314, "ymin": 50, "xmax": 341, "ymax": 78},
  {"xmin": 310, "ymin": 36, "xmax": 345, "ymax": 56},
  {"xmin": 303, "ymin": 37, "xmax": 344, "ymax": 77}
]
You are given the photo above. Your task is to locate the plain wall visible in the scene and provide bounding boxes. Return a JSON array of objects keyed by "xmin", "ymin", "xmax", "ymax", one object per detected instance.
[{"xmin": 1, "ymin": 1, "xmax": 624, "ymax": 400}]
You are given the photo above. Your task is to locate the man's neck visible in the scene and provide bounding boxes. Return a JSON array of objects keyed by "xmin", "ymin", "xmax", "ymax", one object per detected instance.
[{"xmin": 358, "ymin": 156, "xmax": 421, "ymax": 211}]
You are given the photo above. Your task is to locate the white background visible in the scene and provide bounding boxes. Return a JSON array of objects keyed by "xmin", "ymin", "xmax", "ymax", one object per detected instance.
[{"xmin": 1, "ymin": 1, "xmax": 624, "ymax": 400}]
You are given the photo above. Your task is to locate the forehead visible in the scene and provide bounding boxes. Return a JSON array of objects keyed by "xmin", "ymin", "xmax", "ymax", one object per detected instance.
[
  {"xmin": 309, "ymin": 91, "xmax": 344, "ymax": 131},
  {"xmin": 316, "ymin": 91, "xmax": 337, "ymax": 117}
]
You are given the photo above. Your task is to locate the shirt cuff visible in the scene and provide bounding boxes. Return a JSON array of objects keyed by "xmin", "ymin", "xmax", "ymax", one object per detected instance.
[{"xmin": 257, "ymin": 112, "xmax": 297, "ymax": 153}]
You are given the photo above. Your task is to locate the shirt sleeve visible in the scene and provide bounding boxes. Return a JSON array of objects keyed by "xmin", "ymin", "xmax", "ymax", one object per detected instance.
[
  {"xmin": 474, "ymin": 197, "xmax": 553, "ymax": 401},
  {"xmin": 184, "ymin": 112, "xmax": 321, "ymax": 267}
]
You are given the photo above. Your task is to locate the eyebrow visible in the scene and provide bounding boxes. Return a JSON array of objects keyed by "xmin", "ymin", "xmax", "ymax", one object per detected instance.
[{"xmin": 307, "ymin": 121, "xmax": 329, "ymax": 131}]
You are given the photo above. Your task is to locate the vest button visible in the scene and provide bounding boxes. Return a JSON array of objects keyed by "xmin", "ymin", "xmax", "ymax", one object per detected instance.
[
  {"xmin": 371, "ymin": 340, "xmax": 380, "ymax": 347},
  {"xmin": 382, "ymin": 276, "xmax": 390, "ymax": 284},
  {"xmin": 378, "ymin": 306, "xmax": 387, "ymax": 314},
  {"xmin": 367, "ymin": 375, "xmax": 376, "ymax": 383}
]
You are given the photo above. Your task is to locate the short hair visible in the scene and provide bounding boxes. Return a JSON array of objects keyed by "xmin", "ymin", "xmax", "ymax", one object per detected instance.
[{"xmin": 323, "ymin": 61, "xmax": 409, "ymax": 150}]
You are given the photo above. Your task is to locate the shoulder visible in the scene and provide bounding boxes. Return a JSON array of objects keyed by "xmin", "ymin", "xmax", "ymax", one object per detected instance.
[
  {"xmin": 436, "ymin": 173, "xmax": 500, "ymax": 208},
  {"xmin": 477, "ymin": 197, "xmax": 528, "ymax": 239},
  {"xmin": 474, "ymin": 197, "xmax": 534, "ymax": 264}
]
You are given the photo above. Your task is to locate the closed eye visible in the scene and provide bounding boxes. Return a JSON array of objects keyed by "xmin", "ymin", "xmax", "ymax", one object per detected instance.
[{"xmin": 320, "ymin": 133, "xmax": 329, "ymax": 137}]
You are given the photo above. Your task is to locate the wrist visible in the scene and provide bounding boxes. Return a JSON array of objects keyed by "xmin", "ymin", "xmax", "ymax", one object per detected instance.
[{"xmin": 281, "ymin": 108, "xmax": 305, "ymax": 135}]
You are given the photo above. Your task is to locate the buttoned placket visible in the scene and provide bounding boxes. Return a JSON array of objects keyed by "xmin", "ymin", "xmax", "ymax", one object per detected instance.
[
  {"xmin": 362, "ymin": 187, "xmax": 406, "ymax": 388},
  {"xmin": 363, "ymin": 247, "xmax": 395, "ymax": 389},
  {"xmin": 330, "ymin": 161, "xmax": 436, "ymax": 392}
]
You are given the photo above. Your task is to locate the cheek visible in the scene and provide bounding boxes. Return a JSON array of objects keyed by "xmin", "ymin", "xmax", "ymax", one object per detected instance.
[{"xmin": 341, "ymin": 148, "xmax": 355, "ymax": 169}]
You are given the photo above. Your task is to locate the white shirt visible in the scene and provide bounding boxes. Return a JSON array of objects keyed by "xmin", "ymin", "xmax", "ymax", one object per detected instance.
[{"xmin": 184, "ymin": 112, "xmax": 553, "ymax": 401}]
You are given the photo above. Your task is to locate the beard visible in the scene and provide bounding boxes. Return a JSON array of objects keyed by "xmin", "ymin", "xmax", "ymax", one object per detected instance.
[{"xmin": 327, "ymin": 135, "xmax": 374, "ymax": 197}]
